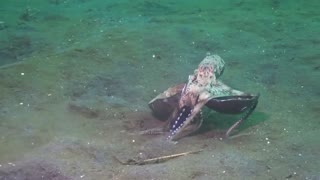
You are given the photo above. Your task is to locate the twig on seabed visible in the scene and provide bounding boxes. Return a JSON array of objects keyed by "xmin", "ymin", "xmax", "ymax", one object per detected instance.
[
  {"xmin": 0, "ymin": 61, "xmax": 26, "ymax": 70},
  {"xmin": 113, "ymin": 149, "xmax": 204, "ymax": 165},
  {"xmin": 227, "ymin": 132, "xmax": 252, "ymax": 139}
]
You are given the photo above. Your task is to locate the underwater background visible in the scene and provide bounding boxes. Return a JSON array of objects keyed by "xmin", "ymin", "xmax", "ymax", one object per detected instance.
[{"xmin": 0, "ymin": 0, "xmax": 319, "ymax": 179}]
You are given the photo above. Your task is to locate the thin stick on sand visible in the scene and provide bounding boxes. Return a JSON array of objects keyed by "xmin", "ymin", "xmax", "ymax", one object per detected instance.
[
  {"xmin": 0, "ymin": 61, "xmax": 26, "ymax": 69},
  {"xmin": 113, "ymin": 149, "xmax": 204, "ymax": 165}
]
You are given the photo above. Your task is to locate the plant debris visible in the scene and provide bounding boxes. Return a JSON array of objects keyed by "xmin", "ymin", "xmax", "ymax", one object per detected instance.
[{"xmin": 113, "ymin": 149, "xmax": 204, "ymax": 165}]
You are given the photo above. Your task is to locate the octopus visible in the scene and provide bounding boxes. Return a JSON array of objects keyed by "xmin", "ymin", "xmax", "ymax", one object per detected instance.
[{"xmin": 147, "ymin": 54, "xmax": 260, "ymax": 141}]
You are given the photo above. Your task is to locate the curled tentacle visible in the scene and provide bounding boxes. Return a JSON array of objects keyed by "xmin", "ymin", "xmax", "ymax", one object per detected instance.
[{"xmin": 226, "ymin": 93, "xmax": 260, "ymax": 137}]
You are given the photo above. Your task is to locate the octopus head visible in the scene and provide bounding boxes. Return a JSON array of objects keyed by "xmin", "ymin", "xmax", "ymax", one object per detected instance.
[
  {"xmin": 195, "ymin": 54, "xmax": 225, "ymax": 86},
  {"xmin": 196, "ymin": 61, "xmax": 215, "ymax": 86}
]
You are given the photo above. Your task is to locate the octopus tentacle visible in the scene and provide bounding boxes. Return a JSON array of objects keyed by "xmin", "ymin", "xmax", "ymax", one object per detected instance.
[
  {"xmin": 167, "ymin": 95, "xmax": 209, "ymax": 141},
  {"xmin": 225, "ymin": 93, "xmax": 260, "ymax": 137},
  {"xmin": 167, "ymin": 106, "xmax": 192, "ymax": 140}
]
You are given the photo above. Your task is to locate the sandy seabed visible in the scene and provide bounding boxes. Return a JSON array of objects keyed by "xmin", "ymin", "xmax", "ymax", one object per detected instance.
[{"xmin": 0, "ymin": 0, "xmax": 319, "ymax": 179}]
